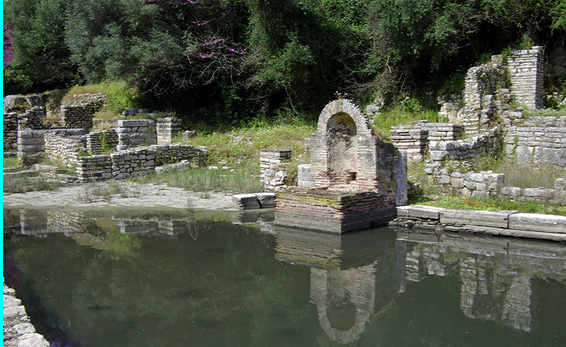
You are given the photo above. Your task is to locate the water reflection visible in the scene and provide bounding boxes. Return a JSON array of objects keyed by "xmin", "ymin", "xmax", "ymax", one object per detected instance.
[
  {"xmin": 271, "ymin": 227, "xmax": 402, "ymax": 344},
  {"xmin": 3, "ymin": 208, "xmax": 566, "ymax": 346}
]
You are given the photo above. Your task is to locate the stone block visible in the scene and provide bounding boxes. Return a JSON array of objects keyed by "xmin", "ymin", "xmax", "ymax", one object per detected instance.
[
  {"xmin": 396, "ymin": 205, "xmax": 441, "ymax": 220},
  {"xmin": 440, "ymin": 209, "xmax": 517, "ymax": 228},
  {"xmin": 509, "ymin": 213, "xmax": 566, "ymax": 233},
  {"xmin": 232, "ymin": 194, "xmax": 260, "ymax": 210},
  {"xmin": 256, "ymin": 193, "xmax": 276, "ymax": 208}
]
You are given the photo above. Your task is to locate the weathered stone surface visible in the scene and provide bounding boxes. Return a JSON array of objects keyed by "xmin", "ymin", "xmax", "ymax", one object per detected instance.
[
  {"xmin": 509, "ymin": 213, "xmax": 566, "ymax": 234},
  {"xmin": 232, "ymin": 194, "xmax": 260, "ymax": 210},
  {"xmin": 396, "ymin": 205, "xmax": 442, "ymax": 220},
  {"xmin": 440, "ymin": 209, "xmax": 517, "ymax": 228},
  {"xmin": 298, "ymin": 164, "xmax": 315, "ymax": 188},
  {"xmin": 255, "ymin": 193, "xmax": 276, "ymax": 208}
]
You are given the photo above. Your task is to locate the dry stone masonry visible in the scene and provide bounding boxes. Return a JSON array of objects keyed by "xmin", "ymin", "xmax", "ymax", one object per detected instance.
[
  {"xmin": 76, "ymin": 144, "xmax": 207, "ymax": 182},
  {"xmin": 260, "ymin": 150, "xmax": 293, "ymax": 191},
  {"xmin": 61, "ymin": 93, "xmax": 105, "ymax": 132},
  {"xmin": 86, "ymin": 130, "xmax": 119, "ymax": 154},
  {"xmin": 156, "ymin": 117, "xmax": 182, "ymax": 144},
  {"xmin": 116, "ymin": 119, "xmax": 157, "ymax": 151}
]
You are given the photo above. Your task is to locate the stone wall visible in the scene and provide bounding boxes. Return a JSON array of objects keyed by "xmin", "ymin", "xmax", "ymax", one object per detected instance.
[
  {"xmin": 116, "ymin": 119, "xmax": 157, "ymax": 151},
  {"xmin": 44, "ymin": 133, "xmax": 85, "ymax": 168},
  {"xmin": 156, "ymin": 117, "xmax": 181, "ymax": 144},
  {"xmin": 508, "ymin": 46, "xmax": 545, "ymax": 109},
  {"xmin": 61, "ymin": 93, "xmax": 105, "ymax": 132},
  {"xmin": 153, "ymin": 144, "xmax": 207, "ymax": 166},
  {"xmin": 432, "ymin": 168, "xmax": 565, "ymax": 205},
  {"xmin": 17, "ymin": 129, "xmax": 86, "ymax": 165},
  {"xmin": 504, "ymin": 116, "xmax": 566, "ymax": 166},
  {"xmin": 86, "ymin": 130, "xmax": 119, "ymax": 154},
  {"xmin": 76, "ymin": 155, "xmax": 113, "ymax": 182},
  {"xmin": 424, "ymin": 127, "xmax": 501, "ymax": 174},
  {"xmin": 18, "ymin": 107, "xmax": 45, "ymax": 130},
  {"xmin": 260, "ymin": 150, "xmax": 292, "ymax": 191},
  {"xmin": 76, "ymin": 144, "xmax": 206, "ymax": 182},
  {"xmin": 111, "ymin": 148, "xmax": 156, "ymax": 179},
  {"xmin": 3, "ymin": 112, "xmax": 19, "ymax": 152},
  {"xmin": 390, "ymin": 122, "xmax": 429, "ymax": 163}
]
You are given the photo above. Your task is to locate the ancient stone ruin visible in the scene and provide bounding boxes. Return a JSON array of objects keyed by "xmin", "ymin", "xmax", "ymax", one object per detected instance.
[{"xmin": 275, "ymin": 99, "xmax": 407, "ymax": 233}]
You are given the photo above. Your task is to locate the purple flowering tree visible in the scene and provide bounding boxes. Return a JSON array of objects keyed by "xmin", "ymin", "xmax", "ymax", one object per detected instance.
[{"xmin": 3, "ymin": 25, "xmax": 15, "ymax": 68}]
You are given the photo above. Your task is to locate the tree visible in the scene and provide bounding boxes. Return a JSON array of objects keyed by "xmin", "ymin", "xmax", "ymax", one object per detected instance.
[{"xmin": 3, "ymin": 0, "xmax": 79, "ymax": 94}]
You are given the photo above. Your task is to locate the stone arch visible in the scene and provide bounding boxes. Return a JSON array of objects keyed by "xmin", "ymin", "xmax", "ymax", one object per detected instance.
[{"xmin": 316, "ymin": 99, "xmax": 373, "ymax": 137}]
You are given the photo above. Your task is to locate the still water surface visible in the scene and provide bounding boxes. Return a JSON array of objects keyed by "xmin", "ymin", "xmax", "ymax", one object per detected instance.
[{"xmin": 4, "ymin": 208, "xmax": 566, "ymax": 347}]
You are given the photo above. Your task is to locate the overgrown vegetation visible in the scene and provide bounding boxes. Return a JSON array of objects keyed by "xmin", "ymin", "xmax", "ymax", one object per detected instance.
[{"xmin": 4, "ymin": 0, "xmax": 565, "ymax": 125}]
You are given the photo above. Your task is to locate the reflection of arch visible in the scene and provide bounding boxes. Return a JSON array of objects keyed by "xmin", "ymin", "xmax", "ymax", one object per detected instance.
[{"xmin": 310, "ymin": 264, "xmax": 377, "ymax": 344}]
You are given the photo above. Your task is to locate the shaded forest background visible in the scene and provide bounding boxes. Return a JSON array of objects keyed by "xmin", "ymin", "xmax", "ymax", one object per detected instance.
[{"xmin": 4, "ymin": 0, "xmax": 566, "ymax": 126}]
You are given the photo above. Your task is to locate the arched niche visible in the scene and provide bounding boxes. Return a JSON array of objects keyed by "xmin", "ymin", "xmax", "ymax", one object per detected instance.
[{"xmin": 326, "ymin": 112, "xmax": 357, "ymax": 174}]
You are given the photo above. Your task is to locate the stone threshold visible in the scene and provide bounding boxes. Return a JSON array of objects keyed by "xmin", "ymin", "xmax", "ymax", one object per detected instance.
[{"xmin": 391, "ymin": 205, "xmax": 566, "ymax": 242}]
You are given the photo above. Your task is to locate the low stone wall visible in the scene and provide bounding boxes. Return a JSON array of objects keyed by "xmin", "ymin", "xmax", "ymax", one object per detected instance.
[
  {"xmin": 76, "ymin": 155, "xmax": 113, "ymax": 182},
  {"xmin": 260, "ymin": 150, "xmax": 292, "ymax": 191},
  {"xmin": 433, "ymin": 169, "xmax": 565, "ymax": 204},
  {"xmin": 17, "ymin": 129, "xmax": 86, "ymax": 165},
  {"xmin": 18, "ymin": 107, "xmax": 44, "ymax": 130},
  {"xmin": 116, "ymin": 119, "xmax": 157, "ymax": 151},
  {"xmin": 152, "ymin": 144, "xmax": 207, "ymax": 166},
  {"xmin": 392, "ymin": 205, "xmax": 566, "ymax": 242},
  {"xmin": 156, "ymin": 117, "xmax": 181, "ymax": 145},
  {"xmin": 76, "ymin": 144, "xmax": 206, "ymax": 182},
  {"xmin": 86, "ymin": 130, "xmax": 119, "ymax": 154},
  {"xmin": 111, "ymin": 148, "xmax": 156, "ymax": 179},
  {"xmin": 505, "ymin": 116, "xmax": 566, "ymax": 166},
  {"xmin": 3, "ymin": 282, "xmax": 49, "ymax": 347},
  {"xmin": 44, "ymin": 133, "xmax": 85, "ymax": 168},
  {"xmin": 390, "ymin": 122, "xmax": 429, "ymax": 163},
  {"xmin": 424, "ymin": 127, "xmax": 501, "ymax": 174}
]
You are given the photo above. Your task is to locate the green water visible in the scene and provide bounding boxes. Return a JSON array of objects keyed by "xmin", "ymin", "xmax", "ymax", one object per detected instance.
[{"xmin": 4, "ymin": 208, "xmax": 566, "ymax": 347}]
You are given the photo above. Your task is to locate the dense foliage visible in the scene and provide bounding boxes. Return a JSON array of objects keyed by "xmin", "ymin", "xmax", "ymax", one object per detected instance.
[{"xmin": 4, "ymin": 0, "xmax": 566, "ymax": 124}]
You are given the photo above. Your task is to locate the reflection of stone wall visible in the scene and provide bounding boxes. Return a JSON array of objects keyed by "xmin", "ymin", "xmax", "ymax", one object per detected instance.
[{"xmin": 397, "ymin": 228, "xmax": 566, "ymax": 332}]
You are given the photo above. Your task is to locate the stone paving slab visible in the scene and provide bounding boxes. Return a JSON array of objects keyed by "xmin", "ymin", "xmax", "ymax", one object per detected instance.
[
  {"xmin": 509, "ymin": 213, "xmax": 566, "ymax": 234},
  {"xmin": 440, "ymin": 209, "xmax": 517, "ymax": 228}
]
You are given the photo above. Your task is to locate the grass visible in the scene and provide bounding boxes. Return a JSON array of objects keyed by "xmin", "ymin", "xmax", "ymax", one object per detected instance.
[
  {"xmin": 137, "ymin": 168, "xmax": 264, "ymax": 195},
  {"xmin": 62, "ymin": 81, "xmax": 141, "ymax": 113},
  {"xmin": 179, "ymin": 122, "xmax": 315, "ymax": 179},
  {"xmin": 3, "ymin": 175, "xmax": 64, "ymax": 193},
  {"xmin": 415, "ymin": 195, "xmax": 566, "ymax": 217},
  {"xmin": 372, "ymin": 103, "xmax": 448, "ymax": 140}
]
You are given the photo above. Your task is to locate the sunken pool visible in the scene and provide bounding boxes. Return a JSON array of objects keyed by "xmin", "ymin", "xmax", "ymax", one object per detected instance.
[{"xmin": 4, "ymin": 208, "xmax": 566, "ymax": 346}]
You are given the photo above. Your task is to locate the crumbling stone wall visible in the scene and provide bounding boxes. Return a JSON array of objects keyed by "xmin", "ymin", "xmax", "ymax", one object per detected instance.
[
  {"xmin": 424, "ymin": 127, "xmax": 501, "ymax": 175},
  {"xmin": 76, "ymin": 155, "xmax": 113, "ymax": 182},
  {"xmin": 3, "ymin": 113, "xmax": 19, "ymax": 152},
  {"xmin": 504, "ymin": 115, "xmax": 566, "ymax": 166},
  {"xmin": 116, "ymin": 119, "xmax": 157, "ymax": 151},
  {"xmin": 260, "ymin": 150, "xmax": 292, "ymax": 191},
  {"xmin": 61, "ymin": 93, "xmax": 105, "ymax": 132},
  {"xmin": 156, "ymin": 117, "xmax": 181, "ymax": 144},
  {"xmin": 18, "ymin": 107, "xmax": 44, "ymax": 130},
  {"xmin": 152, "ymin": 144, "xmax": 207, "ymax": 166},
  {"xmin": 111, "ymin": 148, "xmax": 156, "ymax": 179}
]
